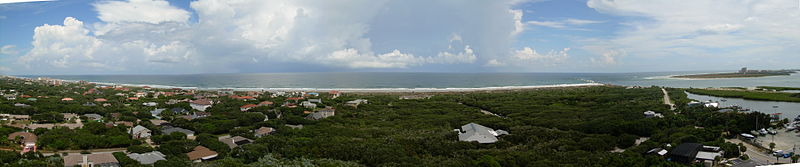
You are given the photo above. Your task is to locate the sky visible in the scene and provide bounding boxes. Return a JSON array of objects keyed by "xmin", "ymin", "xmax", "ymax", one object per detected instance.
[{"xmin": 0, "ymin": 0, "xmax": 798, "ymax": 75}]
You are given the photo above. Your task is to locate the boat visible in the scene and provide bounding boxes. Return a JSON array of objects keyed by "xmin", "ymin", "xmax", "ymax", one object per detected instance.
[
  {"xmin": 773, "ymin": 105, "xmax": 779, "ymax": 108},
  {"xmin": 721, "ymin": 99, "xmax": 727, "ymax": 102}
]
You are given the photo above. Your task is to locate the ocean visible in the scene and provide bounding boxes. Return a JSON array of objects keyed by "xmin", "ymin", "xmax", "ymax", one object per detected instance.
[{"xmin": 21, "ymin": 71, "xmax": 800, "ymax": 90}]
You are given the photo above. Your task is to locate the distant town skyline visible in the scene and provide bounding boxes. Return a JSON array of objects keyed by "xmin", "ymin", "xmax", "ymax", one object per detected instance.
[{"xmin": 1, "ymin": 0, "xmax": 798, "ymax": 75}]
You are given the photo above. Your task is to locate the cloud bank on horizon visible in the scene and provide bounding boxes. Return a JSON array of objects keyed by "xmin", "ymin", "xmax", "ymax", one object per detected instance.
[{"xmin": 0, "ymin": 0, "xmax": 798, "ymax": 74}]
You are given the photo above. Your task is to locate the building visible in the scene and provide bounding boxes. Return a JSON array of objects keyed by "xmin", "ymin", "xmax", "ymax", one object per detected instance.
[
  {"xmin": 7, "ymin": 132, "xmax": 37, "ymax": 153},
  {"xmin": 142, "ymin": 102, "xmax": 157, "ymax": 107},
  {"xmin": 170, "ymin": 108, "xmax": 190, "ymax": 115},
  {"xmin": 127, "ymin": 151, "xmax": 166, "ymax": 165},
  {"xmin": 308, "ymin": 99, "xmax": 322, "ymax": 103},
  {"xmin": 150, "ymin": 108, "xmax": 166, "ymax": 119},
  {"xmin": 257, "ymin": 101, "xmax": 273, "ymax": 107},
  {"xmin": 219, "ymin": 136, "xmax": 253, "ymax": 149},
  {"xmin": 669, "ymin": 143, "xmax": 703, "ymax": 164},
  {"xmin": 131, "ymin": 125, "xmax": 152, "ymax": 139},
  {"xmin": 456, "ymin": 123, "xmax": 509, "ymax": 144},
  {"xmin": 63, "ymin": 153, "xmax": 120, "ymax": 167},
  {"xmin": 84, "ymin": 114, "xmax": 103, "ymax": 122},
  {"xmin": 305, "ymin": 108, "xmax": 335, "ymax": 120},
  {"xmin": 399, "ymin": 95, "xmax": 433, "ymax": 100},
  {"xmin": 162, "ymin": 126, "xmax": 195, "ymax": 137},
  {"xmin": 240, "ymin": 104, "xmax": 258, "ymax": 111},
  {"xmin": 254, "ymin": 127, "xmax": 275, "ymax": 137},
  {"xmin": 149, "ymin": 119, "xmax": 168, "ymax": 126},
  {"xmin": 187, "ymin": 146, "xmax": 218, "ymax": 162},
  {"xmin": 190, "ymin": 99, "xmax": 213, "ymax": 111},
  {"xmin": 644, "ymin": 111, "xmax": 664, "ymax": 118},
  {"xmin": 300, "ymin": 101, "xmax": 317, "ymax": 108},
  {"xmin": 345, "ymin": 99, "xmax": 369, "ymax": 108}
]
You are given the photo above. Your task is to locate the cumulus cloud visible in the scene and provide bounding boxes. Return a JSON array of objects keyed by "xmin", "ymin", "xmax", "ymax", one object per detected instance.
[
  {"xmin": 590, "ymin": 49, "xmax": 625, "ymax": 65},
  {"xmin": 585, "ymin": 0, "xmax": 800, "ymax": 68},
  {"xmin": 486, "ymin": 47, "xmax": 570, "ymax": 67},
  {"xmin": 13, "ymin": 0, "xmax": 528, "ymax": 74}
]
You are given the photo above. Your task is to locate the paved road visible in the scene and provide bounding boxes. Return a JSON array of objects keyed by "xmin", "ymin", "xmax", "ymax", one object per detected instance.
[
  {"xmin": 661, "ymin": 88, "xmax": 676, "ymax": 110},
  {"xmin": 727, "ymin": 138, "xmax": 791, "ymax": 165}
]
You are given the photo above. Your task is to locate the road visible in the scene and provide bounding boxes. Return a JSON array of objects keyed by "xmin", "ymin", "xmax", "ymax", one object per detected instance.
[
  {"xmin": 661, "ymin": 88, "xmax": 676, "ymax": 110},
  {"xmin": 727, "ymin": 138, "xmax": 791, "ymax": 165}
]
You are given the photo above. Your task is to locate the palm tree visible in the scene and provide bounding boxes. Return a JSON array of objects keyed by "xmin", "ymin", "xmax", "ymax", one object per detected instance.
[
  {"xmin": 769, "ymin": 142, "xmax": 776, "ymax": 153},
  {"xmin": 739, "ymin": 143, "xmax": 747, "ymax": 153}
]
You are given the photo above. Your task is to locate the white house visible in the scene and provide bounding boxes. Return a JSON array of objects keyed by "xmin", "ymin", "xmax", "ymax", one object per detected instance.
[
  {"xmin": 456, "ymin": 123, "xmax": 508, "ymax": 144},
  {"xmin": 190, "ymin": 99, "xmax": 213, "ymax": 111},
  {"xmin": 131, "ymin": 125, "xmax": 152, "ymax": 139}
]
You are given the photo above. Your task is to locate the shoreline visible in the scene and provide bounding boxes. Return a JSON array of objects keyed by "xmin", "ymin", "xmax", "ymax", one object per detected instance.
[{"xmin": 5, "ymin": 75, "xmax": 606, "ymax": 93}]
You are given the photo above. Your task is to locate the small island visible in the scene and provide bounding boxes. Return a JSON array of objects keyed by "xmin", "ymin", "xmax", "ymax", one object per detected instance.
[{"xmin": 672, "ymin": 67, "xmax": 797, "ymax": 79}]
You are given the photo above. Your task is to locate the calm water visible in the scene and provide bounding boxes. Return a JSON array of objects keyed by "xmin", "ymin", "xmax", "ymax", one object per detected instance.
[
  {"xmin": 22, "ymin": 71, "xmax": 800, "ymax": 89},
  {"xmin": 687, "ymin": 92, "xmax": 800, "ymax": 119}
]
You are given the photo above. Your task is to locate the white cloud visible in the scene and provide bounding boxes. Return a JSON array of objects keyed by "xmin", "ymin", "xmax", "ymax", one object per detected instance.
[
  {"xmin": 514, "ymin": 47, "xmax": 569, "ymax": 62},
  {"xmin": 0, "ymin": 45, "xmax": 18, "ymax": 55},
  {"xmin": 94, "ymin": 0, "xmax": 190, "ymax": 24},
  {"xmin": 0, "ymin": 0, "xmax": 53, "ymax": 4},
  {"xmin": 19, "ymin": 17, "xmax": 103, "ymax": 69},
  {"xmin": 14, "ymin": 0, "xmax": 527, "ymax": 74},
  {"xmin": 526, "ymin": 18, "xmax": 604, "ymax": 29},
  {"xmin": 586, "ymin": 0, "xmax": 800, "ymax": 69},
  {"xmin": 590, "ymin": 49, "xmax": 625, "ymax": 65}
]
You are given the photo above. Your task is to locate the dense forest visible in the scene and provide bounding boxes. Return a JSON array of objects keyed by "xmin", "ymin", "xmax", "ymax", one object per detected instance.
[{"xmin": 0, "ymin": 78, "xmax": 774, "ymax": 166}]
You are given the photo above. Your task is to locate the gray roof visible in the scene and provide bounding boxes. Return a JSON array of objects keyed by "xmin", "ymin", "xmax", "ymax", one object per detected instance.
[
  {"xmin": 84, "ymin": 114, "xmax": 103, "ymax": 120},
  {"xmin": 132, "ymin": 125, "xmax": 151, "ymax": 138},
  {"xmin": 457, "ymin": 123, "xmax": 506, "ymax": 144},
  {"xmin": 161, "ymin": 126, "xmax": 194, "ymax": 135},
  {"xmin": 150, "ymin": 108, "xmax": 165, "ymax": 116},
  {"xmin": 127, "ymin": 151, "xmax": 166, "ymax": 165},
  {"xmin": 305, "ymin": 109, "xmax": 335, "ymax": 120},
  {"xmin": 170, "ymin": 108, "xmax": 189, "ymax": 114}
]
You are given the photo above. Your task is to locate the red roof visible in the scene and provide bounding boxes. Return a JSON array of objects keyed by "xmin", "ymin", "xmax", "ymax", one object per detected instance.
[
  {"xmin": 94, "ymin": 98, "xmax": 108, "ymax": 102},
  {"xmin": 241, "ymin": 104, "xmax": 258, "ymax": 109},
  {"xmin": 127, "ymin": 97, "xmax": 139, "ymax": 100},
  {"xmin": 329, "ymin": 91, "xmax": 339, "ymax": 94},
  {"xmin": 258, "ymin": 101, "xmax": 273, "ymax": 105},
  {"xmin": 287, "ymin": 97, "xmax": 304, "ymax": 100},
  {"xmin": 239, "ymin": 96, "xmax": 256, "ymax": 99},
  {"xmin": 20, "ymin": 95, "xmax": 31, "ymax": 98},
  {"xmin": 61, "ymin": 98, "xmax": 74, "ymax": 101}
]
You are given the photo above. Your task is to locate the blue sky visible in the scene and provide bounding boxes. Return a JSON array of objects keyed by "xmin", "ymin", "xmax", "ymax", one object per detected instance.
[{"xmin": 1, "ymin": 0, "xmax": 798, "ymax": 75}]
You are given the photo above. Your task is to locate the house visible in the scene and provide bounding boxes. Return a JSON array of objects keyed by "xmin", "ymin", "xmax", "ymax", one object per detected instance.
[
  {"xmin": 94, "ymin": 98, "xmax": 108, "ymax": 102},
  {"xmin": 399, "ymin": 95, "xmax": 433, "ymax": 100},
  {"xmin": 345, "ymin": 99, "xmax": 368, "ymax": 108},
  {"xmin": 150, "ymin": 108, "xmax": 166, "ymax": 119},
  {"xmin": 257, "ymin": 101, "xmax": 273, "ymax": 107},
  {"xmin": 135, "ymin": 92, "xmax": 147, "ymax": 98},
  {"xmin": 131, "ymin": 125, "xmax": 152, "ymax": 139},
  {"xmin": 14, "ymin": 103, "xmax": 30, "ymax": 107},
  {"xmin": 0, "ymin": 114, "xmax": 30, "ymax": 121},
  {"xmin": 113, "ymin": 121, "xmax": 134, "ymax": 127},
  {"xmin": 240, "ymin": 104, "xmax": 258, "ymax": 111},
  {"xmin": 190, "ymin": 99, "xmax": 213, "ymax": 111},
  {"xmin": 254, "ymin": 127, "xmax": 275, "ymax": 137},
  {"xmin": 83, "ymin": 102, "xmax": 97, "ymax": 106},
  {"xmin": 61, "ymin": 97, "xmax": 74, "ymax": 101},
  {"xmin": 8, "ymin": 132, "xmax": 37, "ymax": 153},
  {"xmin": 142, "ymin": 102, "xmax": 157, "ymax": 107},
  {"xmin": 644, "ymin": 111, "xmax": 664, "ymax": 118},
  {"xmin": 149, "ymin": 119, "xmax": 168, "ymax": 126},
  {"xmin": 127, "ymin": 97, "xmax": 139, "ymax": 100},
  {"xmin": 3, "ymin": 94, "xmax": 15, "ymax": 100},
  {"xmin": 305, "ymin": 108, "xmax": 335, "ymax": 120},
  {"xmin": 285, "ymin": 124, "xmax": 303, "ymax": 129},
  {"xmin": 286, "ymin": 97, "xmax": 304, "ymax": 101},
  {"xmin": 669, "ymin": 143, "xmax": 703, "ymax": 164},
  {"xmin": 239, "ymin": 96, "xmax": 256, "ymax": 101},
  {"xmin": 84, "ymin": 114, "xmax": 103, "ymax": 122},
  {"xmin": 179, "ymin": 112, "xmax": 210, "ymax": 120},
  {"xmin": 170, "ymin": 108, "xmax": 190, "ymax": 115},
  {"xmin": 329, "ymin": 90, "xmax": 340, "ymax": 99},
  {"xmin": 127, "ymin": 151, "xmax": 166, "ymax": 165},
  {"xmin": 456, "ymin": 123, "xmax": 509, "ymax": 144},
  {"xmin": 300, "ymin": 101, "xmax": 317, "ymax": 108},
  {"xmin": 162, "ymin": 126, "xmax": 195, "ymax": 137},
  {"xmin": 26, "ymin": 98, "xmax": 37, "ymax": 101},
  {"xmin": 306, "ymin": 92, "xmax": 319, "ymax": 97},
  {"xmin": 308, "ymin": 99, "xmax": 322, "ymax": 103},
  {"xmin": 187, "ymin": 146, "xmax": 218, "ymax": 162},
  {"xmin": 218, "ymin": 136, "xmax": 254, "ymax": 149},
  {"xmin": 63, "ymin": 153, "xmax": 120, "ymax": 167}
]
